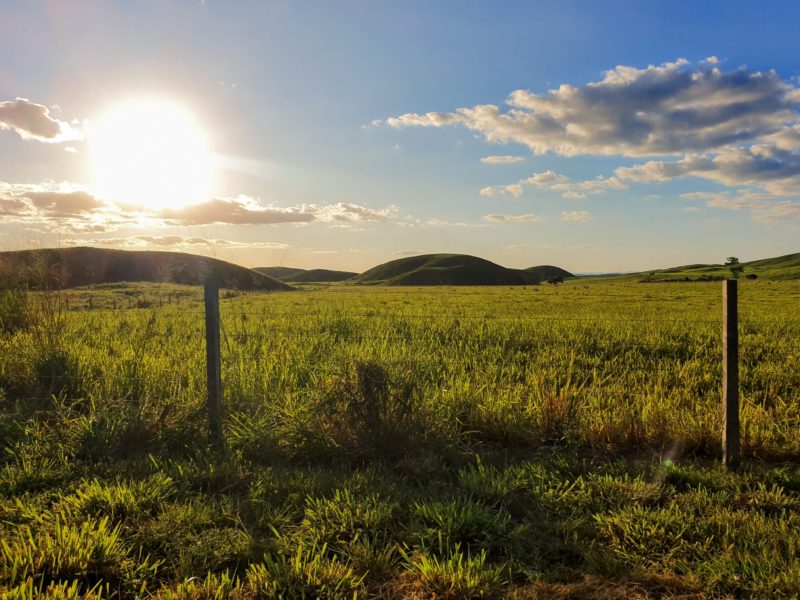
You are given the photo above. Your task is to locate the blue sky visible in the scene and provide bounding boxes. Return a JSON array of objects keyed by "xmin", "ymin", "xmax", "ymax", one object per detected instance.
[{"xmin": 1, "ymin": 1, "xmax": 800, "ymax": 272}]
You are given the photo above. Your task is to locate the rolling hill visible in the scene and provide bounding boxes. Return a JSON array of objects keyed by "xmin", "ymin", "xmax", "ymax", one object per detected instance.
[
  {"xmin": 634, "ymin": 252, "xmax": 800, "ymax": 282},
  {"xmin": 351, "ymin": 253, "xmax": 573, "ymax": 286},
  {"xmin": 254, "ymin": 267, "xmax": 358, "ymax": 283},
  {"xmin": 522, "ymin": 265, "xmax": 574, "ymax": 283},
  {"xmin": 0, "ymin": 247, "xmax": 292, "ymax": 291}
]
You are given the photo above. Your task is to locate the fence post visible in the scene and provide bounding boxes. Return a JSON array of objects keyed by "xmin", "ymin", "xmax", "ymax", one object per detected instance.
[
  {"xmin": 204, "ymin": 278, "xmax": 224, "ymax": 450},
  {"xmin": 722, "ymin": 279, "xmax": 740, "ymax": 469}
]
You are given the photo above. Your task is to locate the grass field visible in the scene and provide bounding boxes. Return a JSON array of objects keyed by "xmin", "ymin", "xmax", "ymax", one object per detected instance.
[{"xmin": 1, "ymin": 280, "xmax": 800, "ymax": 598}]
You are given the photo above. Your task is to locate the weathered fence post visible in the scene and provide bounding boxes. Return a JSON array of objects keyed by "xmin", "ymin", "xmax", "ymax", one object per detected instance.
[
  {"xmin": 723, "ymin": 279, "xmax": 740, "ymax": 469},
  {"xmin": 204, "ymin": 278, "xmax": 224, "ymax": 450}
]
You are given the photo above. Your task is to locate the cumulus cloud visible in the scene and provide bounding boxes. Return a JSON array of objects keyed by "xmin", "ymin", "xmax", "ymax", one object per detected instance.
[
  {"xmin": 522, "ymin": 170, "xmax": 569, "ymax": 186},
  {"xmin": 484, "ymin": 170, "xmax": 626, "ymax": 199},
  {"xmin": 0, "ymin": 182, "xmax": 402, "ymax": 232},
  {"xmin": 425, "ymin": 218, "xmax": 488, "ymax": 228},
  {"xmin": 676, "ymin": 190, "xmax": 800, "ymax": 222},
  {"xmin": 63, "ymin": 235, "xmax": 290, "ymax": 250},
  {"xmin": 482, "ymin": 213, "xmax": 542, "ymax": 223},
  {"xmin": 0, "ymin": 182, "xmax": 118, "ymax": 233},
  {"xmin": 480, "ymin": 155, "xmax": 525, "ymax": 164},
  {"xmin": 765, "ymin": 124, "xmax": 800, "ymax": 150},
  {"xmin": 0, "ymin": 98, "xmax": 81, "ymax": 142},
  {"xmin": 158, "ymin": 197, "xmax": 316, "ymax": 226},
  {"xmin": 616, "ymin": 145, "xmax": 800, "ymax": 195},
  {"xmin": 158, "ymin": 197, "xmax": 398, "ymax": 226},
  {"xmin": 310, "ymin": 202, "xmax": 399, "ymax": 222},
  {"xmin": 561, "ymin": 210, "xmax": 593, "ymax": 222},
  {"xmin": 23, "ymin": 190, "xmax": 106, "ymax": 217},
  {"xmin": 384, "ymin": 59, "xmax": 800, "ymax": 157},
  {"xmin": 479, "ymin": 183, "xmax": 524, "ymax": 197}
]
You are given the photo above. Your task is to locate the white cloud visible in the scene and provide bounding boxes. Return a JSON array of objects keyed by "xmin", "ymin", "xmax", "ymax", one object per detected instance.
[
  {"xmin": 561, "ymin": 210, "xmax": 593, "ymax": 222},
  {"xmin": 522, "ymin": 170, "xmax": 569, "ymax": 186},
  {"xmin": 482, "ymin": 213, "xmax": 542, "ymax": 223},
  {"xmin": 616, "ymin": 145, "xmax": 800, "ymax": 195},
  {"xmin": 63, "ymin": 235, "xmax": 290, "ymax": 250},
  {"xmin": 675, "ymin": 189, "xmax": 800, "ymax": 222},
  {"xmin": 309, "ymin": 202, "xmax": 399, "ymax": 223},
  {"xmin": 764, "ymin": 124, "xmax": 800, "ymax": 150},
  {"xmin": 479, "ymin": 184, "xmax": 524, "ymax": 197},
  {"xmin": 158, "ymin": 197, "xmax": 316, "ymax": 225},
  {"xmin": 480, "ymin": 155, "xmax": 525, "ymax": 164},
  {"xmin": 159, "ymin": 197, "xmax": 398, "ymax": 226},
  {"xmin": 0, "ymin": 98, "xmax": 81, "ymax": 142},
  {"xmin": 485, "ymin": 170, "xmax": 626, "ymax": 199},
  {"xmin": 383, "ymin": 59, "xmax": 800, "ymax": 157},
  {"xmin": 425, "ymin": 218, "xmax": 488, "ymax": 228}
]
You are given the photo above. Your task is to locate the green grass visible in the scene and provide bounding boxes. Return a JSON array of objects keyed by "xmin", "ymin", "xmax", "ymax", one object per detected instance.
[
  {"xmin": 626, "ymin": 252, "xmax": 800, "ymax": 282},
  {"xmin": 1, "ymin": 279, "xmax": 799, "ymax": 597}
]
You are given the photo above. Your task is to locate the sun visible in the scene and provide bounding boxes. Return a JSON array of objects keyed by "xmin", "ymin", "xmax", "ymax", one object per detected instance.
[{"xmin": 90, "ymin": 98, "xmax": 212, "ymax": 209}]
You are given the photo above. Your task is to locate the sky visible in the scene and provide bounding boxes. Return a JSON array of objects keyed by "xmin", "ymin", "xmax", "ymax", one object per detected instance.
[{"xmin": 1, "ymin": 0, "xmax": 800, "ymax": 273}]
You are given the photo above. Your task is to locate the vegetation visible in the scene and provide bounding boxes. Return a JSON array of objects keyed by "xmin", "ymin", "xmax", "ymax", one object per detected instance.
[
  {"xmin": 254, "ymin": 267, "xmax": 359, "ymax": 283},
  {"xmin": 0, "ymin": 247, "xmax": 290, "ymax": 291},
  {"xmin": 522, "ymin": 265, "xmax": 573, "ymax": 283},
  {"xmin": 1, "ymin": 279, "xmax": 799, "ymax": 597},
  {"xmin": 351, "ymin": 253, "xmax": 573, "ymax": 286},
  {"xmin": 634, "ymin": 252, "xmax": 800, "ymax": 282}
]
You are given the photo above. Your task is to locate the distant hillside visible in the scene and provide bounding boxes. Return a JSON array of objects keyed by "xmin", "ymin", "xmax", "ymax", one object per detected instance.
[
  {"xmin": 352, "ymin": 254, "xmax": 525, "ymax": 286},
  {"xmin": 0, "ymin": 247, "xmax": 292, "ymax": 291},
  {"xmin": 634, "ymin": 252, "xmax": 800, "ymax": 282},
  {"xmin": 253, "ymin": 266, "xmax": 307, "ymax": 280},
  {"xmin": 254, "ymin": 267, "xmax": 358, "ymax": 283},
  {"xmin": 521, "ymin": 265, "xmax": 574, "ymax": 283}
]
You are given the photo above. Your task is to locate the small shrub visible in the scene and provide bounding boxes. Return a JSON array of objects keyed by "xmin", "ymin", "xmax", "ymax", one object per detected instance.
[
  {"xmin": 60, "ymin": 474, "xmax": 175, "ymax": 521},
  {"xmin": 403, "ymin": 543, "xmax": 507, "ymax": 599},
  {"xmin": 246, "ymin": 542, "xmax": 366, "ymax": 598},
  {"xmin": 302, "ymin": 488, "xmax": 398, "ymax": 545},
  {"xmin": 317, "ymin": 360, "xmax": 422, "ymax": 460},
  {"xmin": 411, "ymin": 499, "xmax": 511, "ymax": 552},
  {"xmin": 0, "ymin": 288, "xmax": 34, "ymax": 335},
  {"xmin": 0, "ymin": 514, "xmax": 158, "ymax": 591}
]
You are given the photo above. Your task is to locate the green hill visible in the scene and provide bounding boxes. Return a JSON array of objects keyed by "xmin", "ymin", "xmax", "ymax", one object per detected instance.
[
  {"xmin": 634, "ymin": 252, "xmax": 800, "ymax": 282},
  {"xmin": 253, "ymin": 266, "xmax": 307, "ymax": 280},
  {"xmin": 0, "ymin": 247, "xmax": 291, "ymax": 291},
  {"xmin": 254, "ymin": 267, "xmax": 358, "ymax": 283},
  {"xmin": 521, "ymin": 265, "xmax": 575, "ymax": 283},
  {"xmin": 352, "ymin": 254, "xmax": 528, "ymax": 286}
]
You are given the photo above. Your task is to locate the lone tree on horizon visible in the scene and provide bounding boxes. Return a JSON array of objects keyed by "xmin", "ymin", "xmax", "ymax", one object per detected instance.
[{"xmin": 725, "ymin": 256, "xmax": 744, "ymax": 279}]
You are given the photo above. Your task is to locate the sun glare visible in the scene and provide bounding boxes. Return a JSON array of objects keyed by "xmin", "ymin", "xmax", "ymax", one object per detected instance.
[{"xmin": 90, "ymin": 98, "xmax": 212, "ymax": 209}]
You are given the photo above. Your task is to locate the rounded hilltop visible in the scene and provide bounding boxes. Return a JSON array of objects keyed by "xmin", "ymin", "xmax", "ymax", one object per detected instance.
[{"xmin": 350, "ymin": 253, "xmax": 573, "ymax": 286}]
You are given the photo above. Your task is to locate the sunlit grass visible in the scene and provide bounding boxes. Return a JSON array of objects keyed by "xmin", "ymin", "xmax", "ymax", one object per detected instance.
[{"xmin": 1, "ymin": 279, "xmax": 799, "ymax": 596}]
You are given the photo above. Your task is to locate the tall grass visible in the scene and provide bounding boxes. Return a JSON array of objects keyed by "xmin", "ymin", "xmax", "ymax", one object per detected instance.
[{"xmin": 1, "ymin": 280, "xmax": 799, "ymax": 596}]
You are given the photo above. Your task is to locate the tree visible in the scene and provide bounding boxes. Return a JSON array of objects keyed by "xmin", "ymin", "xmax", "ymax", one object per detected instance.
[{"xmin": 724, "ymin": 256, "xmax": 743, "ymax": 279}]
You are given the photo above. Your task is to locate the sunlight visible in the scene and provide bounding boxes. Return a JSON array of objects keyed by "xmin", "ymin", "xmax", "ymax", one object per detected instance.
[{"xmin": 89, "ymin": 97, "xmax": 212, "ymax": 209}]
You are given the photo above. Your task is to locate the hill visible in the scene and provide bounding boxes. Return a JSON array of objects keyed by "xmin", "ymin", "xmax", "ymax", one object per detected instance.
[
  {"xmin": 521, "ymin": 265, "xmax": 575, "ymax": 283},
  {"xmin": 0, "ymin": 247, "xmax": 292, "ymax": 291},
  {"xmin": 253, "ymin": 266, "xmax": 307, "ymax": 280},
  {"xmin": 254, "ymin": 267, "xmax": 358, "ymax": 283},
  {"xmin": 352, "ymin": 254, "xmax": 529, "ymax": 286},
  {"xmin": 634, "ymin": 252, "xmax": 800, "ymax": 282}
]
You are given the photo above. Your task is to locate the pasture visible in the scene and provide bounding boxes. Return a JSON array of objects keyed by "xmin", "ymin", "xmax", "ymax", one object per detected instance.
[{"xmin": 1, "ymin": 280, "xmax": 800, "ymax": 598}]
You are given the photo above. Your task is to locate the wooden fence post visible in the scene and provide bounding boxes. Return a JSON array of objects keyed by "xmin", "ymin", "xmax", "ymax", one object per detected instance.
[
  {"xmin": 723, "ymin": 279, "xmax": 740, "ymax": 469},
  {"xmin": 204, "ymin": 278, "xmax": 224, "ymax": 450}
]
